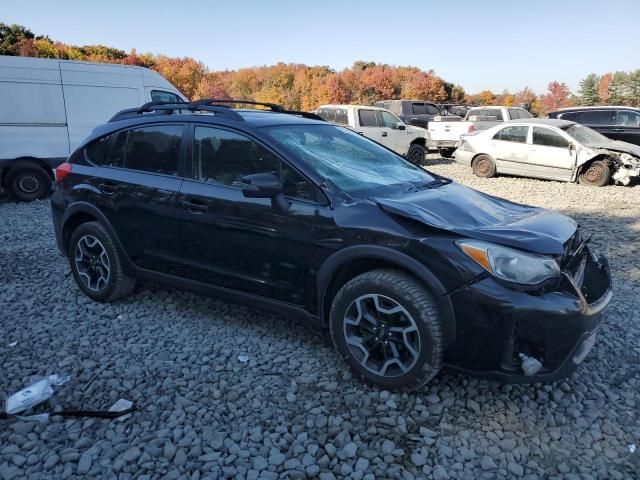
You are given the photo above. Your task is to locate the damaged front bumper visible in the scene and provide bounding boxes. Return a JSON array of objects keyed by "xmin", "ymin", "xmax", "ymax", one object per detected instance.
[{"xmin": 443, "ymin": 245, "xmax": 612, "ymax": 383}]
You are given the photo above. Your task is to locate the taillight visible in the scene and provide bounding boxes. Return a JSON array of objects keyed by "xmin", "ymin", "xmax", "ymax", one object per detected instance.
[
  {"xmin": 468, "ymin": 125, "xmax": 477, "ymax": 133},
  {"xmin": 55, "ymin": 163, "xmax": 73, "ymax": 183}
]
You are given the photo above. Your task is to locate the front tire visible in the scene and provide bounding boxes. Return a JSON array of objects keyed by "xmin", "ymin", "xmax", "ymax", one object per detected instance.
[
  {"xmin": 578, "ymin": 160, "xmax": 611, "ymax": 187},
  {"xmin": 330, "ymin": 269, "xmax": 443, "ymax": 391},
  {"xmin": 407, "ymin": 144, "xmax": 427, "ymax": 166},
  {"xmin": 5, "ymin": 162, "xmax": 51, "ymax": 201},
  {"xmin": 68, "ymin": 221, "xmax": 136, "ymax": 302}
]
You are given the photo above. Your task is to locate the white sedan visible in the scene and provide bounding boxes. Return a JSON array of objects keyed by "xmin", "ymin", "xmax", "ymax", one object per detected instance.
[{"xmin": 453, "ymin": 119, "xmax": 640, "ymax": 186}]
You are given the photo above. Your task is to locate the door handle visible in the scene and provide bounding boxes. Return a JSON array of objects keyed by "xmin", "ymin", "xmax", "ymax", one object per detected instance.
[
  {"xmin": 612, "ymin": 128, "xmax": 625, "ymax": 132},
  {"xmin": 381, "ymin": 132, "xmax": 388, "ymax": 137},
  {"xmin": 182, "ymin": 200, "xmax": 208, "ymax": 214},
  {"xmin": 99, "ymin": 183, "xmax": 117, "ymax": 195}
]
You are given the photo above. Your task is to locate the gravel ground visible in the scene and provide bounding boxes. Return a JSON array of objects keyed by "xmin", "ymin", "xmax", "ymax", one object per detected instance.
[{"xmin": 1, "ymin": 157, "xmax": 639, "ymax": 480}]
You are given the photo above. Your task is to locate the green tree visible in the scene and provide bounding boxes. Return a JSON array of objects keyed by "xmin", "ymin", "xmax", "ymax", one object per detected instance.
[
  {"xmin": 0, "ymin": 23, "xmax": 34, "ymax": 55},
  {"xmin": 608, "ymin": 71, "xmax": 629, "ymax": 105},
  {"xmin": 578, "ymin": 73, "xmax": 600, "ymax": 105}
]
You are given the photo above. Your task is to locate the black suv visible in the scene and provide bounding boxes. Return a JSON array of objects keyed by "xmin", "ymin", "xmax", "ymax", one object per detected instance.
[
  {"xmin": 548, "ymin": 106, "xmax": 640, "ymax": 146},
  {"xmin": 51, "ymin": 99, "xmax": 612, "ymax": 390},
  {"xmin": 374, "ymin": 100, "xmax": 441, "ymax": 129}
]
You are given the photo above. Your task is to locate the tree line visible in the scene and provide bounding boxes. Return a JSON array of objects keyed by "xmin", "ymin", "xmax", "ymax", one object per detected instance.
[{"xmin": 1, "ymin": 22, "xmax": 638, "ymax": 115}]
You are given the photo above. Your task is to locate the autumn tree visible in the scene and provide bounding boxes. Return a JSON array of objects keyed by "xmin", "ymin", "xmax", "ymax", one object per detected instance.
[
  {"xmin": 598, "ymin": 73, "xmax": 613, "ymax": 103},
  {"xmin": 152, "ymin": 56, "xmax": 207, "ymax": 100},
  {"xmin": 538, "ymin": 81, "xmax": 573, "ymax": 114},
  {"xmin": 578, "ymin": 73, "xmax": 600, "ymax": 105}
]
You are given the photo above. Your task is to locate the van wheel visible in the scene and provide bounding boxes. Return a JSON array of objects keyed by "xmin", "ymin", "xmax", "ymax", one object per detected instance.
[
  {"xmin": 472, "ymin": 154, "xmax": 496, "ymax": 178},
  {"xmin": 6, "ymin": 162, "xmax": 51, "ymax": 202},
  {"xmin": 407, "ymin": 144, "xmax": 427, "ymax": 165},
  {"xmin": 330, "ymin": 269, "xmax": 443, "ymax": 391},
  {"xmin": 68, "ymin": 221, "xmax": 136, "ymax": 302},
  {"xmin": 578, "ymin": 160, "xmax": 610, "ymax": 187}
]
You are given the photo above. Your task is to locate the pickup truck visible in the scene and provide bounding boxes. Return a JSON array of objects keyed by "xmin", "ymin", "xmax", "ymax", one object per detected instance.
[
  {"xmin": 428, "ymin": 106, "xmax": 532, "ymax": 157},
  {"xmin": 317, "ymin": 104, "xmax": 430, "ymax": 164},
  {"xmin": 374, "ymin": 100, "xmax": 441, "ymax": 129}
]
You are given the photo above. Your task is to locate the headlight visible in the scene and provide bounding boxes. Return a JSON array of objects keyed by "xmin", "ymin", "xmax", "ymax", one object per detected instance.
[{"xmin": 457, "ymin": 240, "xmax": 560, "ymax": 285}]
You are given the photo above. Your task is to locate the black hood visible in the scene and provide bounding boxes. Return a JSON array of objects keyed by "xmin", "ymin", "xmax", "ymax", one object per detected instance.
[{"xmin": 375, "ymin": 183, "xmax": 576, "ymax": 255}]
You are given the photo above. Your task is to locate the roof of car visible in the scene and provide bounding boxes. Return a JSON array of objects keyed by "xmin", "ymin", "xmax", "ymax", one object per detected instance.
[
  {"xmin": 318, "ymin": 104, "xmax": 390, "ymax": 111},
  {"xmin": 235, "ymin": 109, "xmax": 326, "ymax": 127},
  {"xmin": 552, "ymin": 105, "xmax": 640, "ymax": 112},
  {"xmin": 503, "ymin": 118, "xmax": 575, "ymax": 127}
]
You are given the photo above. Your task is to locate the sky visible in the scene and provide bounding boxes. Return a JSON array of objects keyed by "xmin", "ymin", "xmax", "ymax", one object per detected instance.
[{"xmin": 3, "ymin": 0, "xmax": 640, "ymax": 94}]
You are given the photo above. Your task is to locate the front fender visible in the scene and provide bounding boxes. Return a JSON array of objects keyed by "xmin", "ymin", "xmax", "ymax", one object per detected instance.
[{"xmin": 316, "ymin": 245, "xmax": 456, "ymax": 346}]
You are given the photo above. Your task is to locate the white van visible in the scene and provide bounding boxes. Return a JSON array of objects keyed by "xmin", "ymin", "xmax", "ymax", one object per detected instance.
[{"xmin": 0, "ymin": 55, "xmax": 186, "ymax": 201}]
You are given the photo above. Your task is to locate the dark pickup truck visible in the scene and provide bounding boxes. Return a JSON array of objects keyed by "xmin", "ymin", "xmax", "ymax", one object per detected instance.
[{"xmin": 374, "ymin": 100, "xmax": 441, "ymax": 129}]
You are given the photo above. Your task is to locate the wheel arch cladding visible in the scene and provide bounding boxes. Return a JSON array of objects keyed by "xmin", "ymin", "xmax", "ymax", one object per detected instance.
[
  {"xmin": 62, "ymin": 202, "xmax": 135, "ymax": 274},
  {"xmin": 317, "ymin": 245, "xmax": 456, "ymax": 346}
]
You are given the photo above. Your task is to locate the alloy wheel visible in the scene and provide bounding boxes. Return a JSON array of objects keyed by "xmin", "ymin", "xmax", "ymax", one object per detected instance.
[
  {"xmin": 74, "ymin": 235, "xmax": 111, "ymax": 292},
  {"xmin": 343, "ymin": 294, "xmax": 421, "ymax": 377}
]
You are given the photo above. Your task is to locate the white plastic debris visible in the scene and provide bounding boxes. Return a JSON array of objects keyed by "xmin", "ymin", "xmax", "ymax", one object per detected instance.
[
  {"xmin": 5, "ymin": 373, "xmax": 70, "ymax": 415},
  {"xmin": 238, "ymin": 354, "xmax": 249, "ymax": 363},
  {"xmin": 109, "ymin": 399, "xmax": 134, "ymax": 422},
  {"xmin": 630, "ymin": 444, "xmax": 636, "ymax": 453},
  {"xmin": 519, "ymin": 354, "xmax": 543, "ymax": 376},
  {"xmin": 8, "ymin": 342, "xmax": 17, "ymax": 347}
]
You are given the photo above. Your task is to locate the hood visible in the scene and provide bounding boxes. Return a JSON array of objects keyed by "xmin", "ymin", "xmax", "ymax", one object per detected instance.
[
  {"xmin": 407, "ymin": 125, "xmax": 429, "ymax": 138},
  {"xmin": 375, "ymin": 182, "xmax": 577, "ymax": 255},
  {"xmin": 597, "ymin": 140, "xmax": 640, "ymax": 157}
]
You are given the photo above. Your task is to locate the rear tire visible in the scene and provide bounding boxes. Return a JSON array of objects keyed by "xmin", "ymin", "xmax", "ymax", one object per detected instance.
[
  {"xmin": 472, "ymin": 154, "xmax": 497, "ymax": 178},
  {"xmin": 407, "ymin": 144, "xmax": 427, "ymax": 166},
  {"xmin": 439, "ymin": 147, "xmax": 456, "ymax": 158},
  {"xmin": 5, "ymin": 162, "xmax": 51, "ymax": 202},
  {"xmin": 330, "ymin": 269, "xmax": 443, "ymax": 391},
  {"xmin": 68, "ymin": 221, "xmax": 136, "ymax": 302},
  {"xmin": 578, "ymin": 160, "xmax": 611, "ymax": 187}
]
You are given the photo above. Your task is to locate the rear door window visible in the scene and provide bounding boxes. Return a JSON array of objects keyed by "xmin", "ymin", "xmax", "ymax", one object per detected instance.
[
  {"xmin": 532, "ymin": 127, "xmax": 569, "ymax": 148},
  {"xmin": 358, "ymin": 109, "xmax": 379, "ymax": 127},
  {"xmin": 579, "ymin": 110, "xmax": 614, "ymax": 125},
  {"xmin": 426, "ymin": 104, "xmax": 440, "ymax": 115},
  {"xmin": 102, "ymin": 125, "xmax": 183, "ymax": 175},
  {"xmin": 493, "ymin": 125, "xmax": 528, "ymax": 143},
  {"xmin": 412, "ymin": 103, "xmax": 428, "ymax": 114}
]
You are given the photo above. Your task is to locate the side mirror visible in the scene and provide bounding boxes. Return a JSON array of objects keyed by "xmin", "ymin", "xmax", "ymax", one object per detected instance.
[
  {"xmin": 240, "ymin": 172, "xmax": 289, "ymax": 211},
  {"xmin": 568, "ymin": 142, "xmax": 575, "ymax": 152},
  {"xmin": 396, "ymin": 122, "xmax": 406, "ymax": 130}
]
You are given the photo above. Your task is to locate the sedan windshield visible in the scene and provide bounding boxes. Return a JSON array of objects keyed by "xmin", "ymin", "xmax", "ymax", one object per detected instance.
[
  {"xmin": 562, "ymin": 124, "xmax": 610, "ymax": 148},
  {"xmin": 263, "ymin": 124, "xmax": 434, "ymax": 195}
]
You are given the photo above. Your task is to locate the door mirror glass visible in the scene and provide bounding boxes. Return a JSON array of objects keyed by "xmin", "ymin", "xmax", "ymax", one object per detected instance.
[
  {"xmin": 241, "ymin": 173, "xmax": 282, "ymax": 198},
  {"xmin": 396, "ymin": 122, "xmax": 406, "ymax": 130}
]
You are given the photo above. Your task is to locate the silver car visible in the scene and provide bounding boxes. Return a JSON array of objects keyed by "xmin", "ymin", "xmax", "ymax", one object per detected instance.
[{"xmin": 454, "ymin": 119, "xmax": 640, "ymax": 186}]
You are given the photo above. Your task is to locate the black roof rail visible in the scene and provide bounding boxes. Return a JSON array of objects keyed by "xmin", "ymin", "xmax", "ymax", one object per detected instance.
[
  {"xmin": 108, "ymin": 98, "xmax": 326, "ymax": 123},
  {"xmin": 109, "ymin": 100, "xmax": 245, "ymax": 123},
  {"xmin": 194, "ymin": 99, "xmax": 285, "ymax": 112}
]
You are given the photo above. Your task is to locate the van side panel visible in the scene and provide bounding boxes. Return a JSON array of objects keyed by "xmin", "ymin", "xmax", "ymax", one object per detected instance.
[
  {"xmin": 60, "ymin": 62, "xmax": 145, "ymax": 149},
  {"xmin": 63, "ymin": 84, "xmax": 141, "ymax": 149},
  {"xmin": 0, "ymin": 57, "xmax": 70, "ymax": 160}
]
